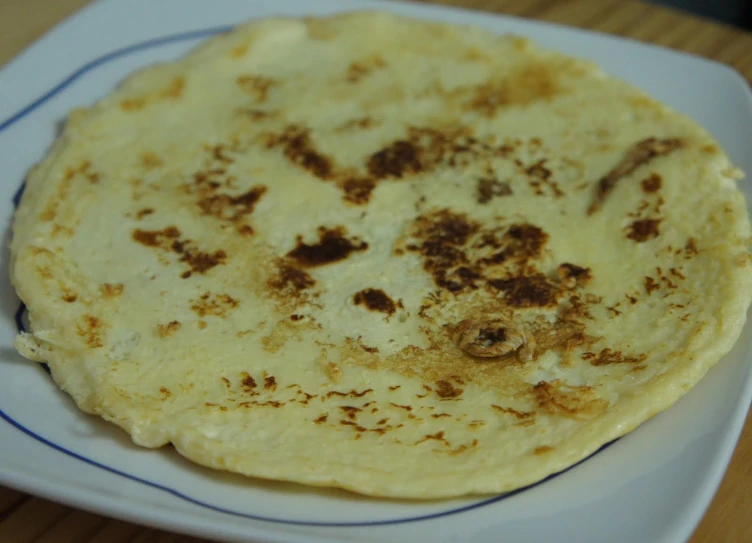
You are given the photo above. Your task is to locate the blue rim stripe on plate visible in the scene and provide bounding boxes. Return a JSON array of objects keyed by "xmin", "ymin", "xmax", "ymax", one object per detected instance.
[{"xmin": 0, "ymin": 25, "xmax": 614, "ymax": 527}]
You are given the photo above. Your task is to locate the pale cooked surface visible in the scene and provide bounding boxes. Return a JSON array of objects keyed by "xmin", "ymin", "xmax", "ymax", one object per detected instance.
[{"xmin": 10, "ymin": 12, "xmax": 752, "ymax": 498}]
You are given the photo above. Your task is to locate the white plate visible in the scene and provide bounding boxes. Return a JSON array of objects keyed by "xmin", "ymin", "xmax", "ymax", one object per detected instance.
[{"xmin": 2, "ymin": 1, "xmax": 752, "ymax": 542}]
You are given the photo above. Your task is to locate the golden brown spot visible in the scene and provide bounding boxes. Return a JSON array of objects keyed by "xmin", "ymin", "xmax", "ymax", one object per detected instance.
[
  {"xmin": 435, "ymin": 380, "xmax": 463, "ymax": 399},
  {"xmin": 268, "ymin": 260, "xmax": 316, "ymax": 294},
  {"xmin": 100, "ymin": 283, "xmax": 124, "ymax": 298},
  {"xmin": 65, "ymin": 161, "xmax": 90, "ymax": 180},
  {"xmin": 415, "ymin": 209, "xmax": 479, "ymax": 246},
  {"xmin": 36, "ymin": 266, "xmax": 53, "ymax": 279},
  {"xmin": 159, "ymin": 387, "xmax": 171, "ymax": 398},
  {"xmin": 179, "ymin": 249, "xmax": 227, "ymax": 278},
  {"xmin": 190, "ymin": 292, "xmax": 238, "ymax": 318},
  {"xmin": 236, "ymin": 75, "xmax": 276, "ymax": 102},
  {"xmin": 61, "ymin": 289, "xmax": 78, "ymax": 303},
  {"xmin": 481, "ymin": 224, "xmax": 550, "ymax": 266},
  {"xmin": 297, "ymin": 391, "xmax": 317, "ymax": 405},
  {"xmin": 240, "ymin": 108, "xmax": 278, "ymax": 121},
  {"xmin": 346, "ymin": 54, "xmax": 386, "ymax": 82},
  {"xmin": 136, "ymin": 208, "xmax": 154, "ymax": 220},
  {"xmin": 534, "ymin": 445, "xmax": 553, "ymax": 455},
  {"xmin": 39, "ymin": 209, "xmax": 56, "ymax": 222},
  {"xmin": 524, "ymin": 159, "xmax": 563, "ymax": 198},
  {"xmin": 685, "ymin": 237, "xmax": 699, "ymax": 255},
  {"xmin": 156, "ymin": 320, "xmax": 181, "ymax": 337},
  {"xmin": 340, "ymin": 420, "xmax": 367, "ymax": 432},
  {"xmin": 367, "ymin": 140, "xmax": 421, "ymax": 179},
  {"xmin": 505, "ymin": 224, "xmax": 550, "ymax": 261},
  {"xmin": 582, "ymin": 348, "xmax": 647, "ymax": 366},
  {"xmin": 208, "ymin": 144, "xmax": 233, "ymax": 164},
  {"xmin": 267, "ymin": 124, "xmax": 497, "ymax": 204},
  {"xmin": 644, "ymin": 276, "xmax": 660, "ymax": 295},
  {"xmin": 488, "ymin": 273, "xmax": 561, "ymax": 308},
  {"xmin": 264, "ymin": 375, "xmax": 277, "ymax": 390},
  {"xmin": 606, "ymin": 305, "xmax": 622, "ymax": 316},
  {"xmin": 159, "ymin": 77, "xmax": 185, "ymax": 99},
  {"xmin": 641, "ymin": 173, "xmax": 662, "ymax": 193},
  {"xmin": 120, "ymin": 98, "xmax": 146, "ymax": 111},
  {"xmin": 230, "ymin": 44, "xmax": 248, "ymax": 58},
  {"xmin": 353, "ymin": 288, "xmax": 396, "ymax": 315},
  {"xmin": 41, "ymin": 161, "xmax": 93, "ymax": 221},
  {"xmin": 352, "ymin": 389, "xmax": 374, "ymax": 397},
  {"xmin": 627, "ymin": 219, "xmax": 662, "ymax": 242},
  {"xmin": 51, "ymin": 224, "xmax": 74, "ymax": 238},
  {"xmin": 339, "ymin": 406, "xmax": 361, "ymax": 420},
  {"xmin": 132, "ymin": 226, "xmax": 181, "ymax": 247},
  {"xmin": 288, "ymin": 226, "xmax": 368, "ymax": 267},
  {"xmin": 196, "ymin": 185, "xmax": 267, "ymax": 226},
  {"xmin": 476, "ymin": 177, "xmax": 512, "ymax": 204},
  {"xmin": 188, "ymin": 165, "xmax": 267, "ymax": 237},
  {"xmin": 670, "ymin": 267, "xmax": 686, "ymax": 280},
  {"xmin": 370, "ymin": 126, "xmax": 480, "ymax": 178},
  {"xmin": 559, "ymin": 295, "xmax": 593, "ymax": 321},
  {"xmin": 337, "ymin": 117, "xmax": 377, "ymax": 131},
  {"xmin": 627, "ymin": 199, "xmax": 651, "ymax": 219},
  {"xmin": 241, "ymin": 373, "xmax": 257, "ymax": 392},
  {"xmin": 356, "ymin": 337, "xmax": 379, "ymax": 354},
  {"xmin": 589, "ymin": 138, "xmax": 683, "ymax": 214},
  {"xmin": 389, "ymin": 403, "xmax": 412, "ymax": 411},
  {"xmin": 342, "ymin": 178, "xmax": 376, "ymax": 205},
  {"xmin": 253, "ymin": 400, "xmax": 283, "ymax": 408},
  {"xmin": 140, "ymin": 152, "xmax": 162, "ymax": 170},
  {"xmin": 267, "ymin": 125, "xmax": 333, "ymax": 179},
  {"xmin": 76, "ymin": 315, "xmax": 105, "ymax": 349},
  {"xmin": 327, "ymin": 389, "xmax": 373, "ymax": 399},
  {"xmin": 325, "ymin": 362, "xmax": 341, "ymax": 383},
  {"xmin": 197, "ymin": 320, "xmax": 207, "ymax": 329},
  {"xmin": 314, "ymin": 414, "xmax": 328, "ymax": 424},
  {"xmin": 533, "ymin": 380, "xmax": 607, "ymax": 418},
  {"xmin": 467, "ymin": 63, "xmax": 561, "ymax": 116},
  {"xmin": 388, "ymin": 386, "xmax": 400, "ymax": 391},
  {"xmin": 416, "ymin": 431, "xmax": 449, "ymax": 446},
  {"xmin": 531, "ymin": 310, "xmax": 596, "ymax": 361},
  {"xmin": 491, "ymin": 405, "xmax": 535, "ymax": 419},
  {"xmin": 133, "ymin": 222, "xmax": 228, "ymax": 277},
  {"xmin": 557, "ymin": 263, "xmax": 592, "ymax": 288},
  {"xmin": 406, "ymin": 209, "xmax": 481, "ymax": 292}
]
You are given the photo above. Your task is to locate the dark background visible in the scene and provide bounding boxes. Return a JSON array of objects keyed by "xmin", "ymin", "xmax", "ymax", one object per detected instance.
[{"xmin": 651, "ymin": 0, "xmax": 752, "ymax": 29}]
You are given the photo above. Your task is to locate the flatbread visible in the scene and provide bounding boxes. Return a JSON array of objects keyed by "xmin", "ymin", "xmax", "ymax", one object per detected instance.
[{"xmin": 11, "ymin": 12, "xmax": 752, "ymax": 498}]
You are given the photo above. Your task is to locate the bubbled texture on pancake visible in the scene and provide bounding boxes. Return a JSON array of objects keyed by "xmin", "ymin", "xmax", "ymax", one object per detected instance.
[{"xmin": 10, "ymin": 12, "xmax": 752, "ymax": 498}]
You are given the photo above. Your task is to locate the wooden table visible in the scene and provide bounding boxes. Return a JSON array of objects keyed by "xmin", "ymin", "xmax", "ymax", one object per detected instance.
[{"xmin": 1, "ymin": 0, "xmax": 751, "ymax": 541}]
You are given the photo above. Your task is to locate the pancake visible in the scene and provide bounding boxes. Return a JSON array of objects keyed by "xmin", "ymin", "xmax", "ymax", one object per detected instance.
[{"xmin": 10, "ymin": 11, "xmax": 752, "ymax": 498}]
